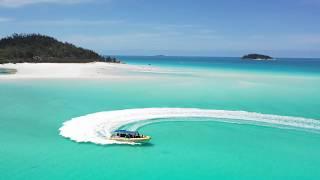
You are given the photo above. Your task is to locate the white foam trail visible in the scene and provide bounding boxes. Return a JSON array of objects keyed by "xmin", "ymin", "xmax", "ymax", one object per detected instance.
[{"xmin": 59, "ymin": 108, "xmax": 320, "ymax": 145}]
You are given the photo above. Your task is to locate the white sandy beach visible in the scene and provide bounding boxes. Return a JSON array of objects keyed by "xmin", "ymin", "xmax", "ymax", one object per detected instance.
[
  {"xmin": 1, "ymin": 62, "xmax": 315, "ymax": 81},
  {"xmin": 0, "ymin": 62, "xmax": 175, "ymax": 79}
]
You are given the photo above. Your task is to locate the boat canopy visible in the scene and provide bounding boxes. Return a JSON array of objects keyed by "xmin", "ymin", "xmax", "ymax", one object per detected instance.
[{"xmin": 113, "ymin": 130, "xmax": 139, "ymax": 135}]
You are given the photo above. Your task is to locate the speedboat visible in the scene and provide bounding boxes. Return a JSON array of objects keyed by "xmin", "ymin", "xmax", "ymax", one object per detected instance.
[{"xmin": 110, "ymin": 130, "xmax": 151, "ymax": 143}]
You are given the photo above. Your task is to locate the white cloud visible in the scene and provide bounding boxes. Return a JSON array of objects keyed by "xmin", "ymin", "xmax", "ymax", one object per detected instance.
[
  {"xmin": 59, "ymin": 32, "xmax": 320, "ymax": 57},
  {"xmin": 20, "ymin": 19, "xmax": 123, "ymax": 26},
  {"xmin": 65, "ymin": 31, "xmax": 320, "ymax": 54},
  {"xmin": 289, "ymin": 34, "xmax": 320, "ymax": 45},
  {"xmin": 300, "ymin": 0, "xmax": 320, "ymax": 6},
  {"xmin": 0, "ymin": 17, "xmax": 12, "ymax": 22},
  {"xmin": 0, "ymin": 0, "xmax": 91, "ymax": 7},
  {"xmin": 63, "ymin": 31, "xmax": 223, "ymax": 53}
]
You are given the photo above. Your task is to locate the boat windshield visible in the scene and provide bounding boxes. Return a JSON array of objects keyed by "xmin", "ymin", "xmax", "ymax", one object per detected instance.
[{"xmin": 112, "ymin": 130, "xmax": 142, "ymax": 138}]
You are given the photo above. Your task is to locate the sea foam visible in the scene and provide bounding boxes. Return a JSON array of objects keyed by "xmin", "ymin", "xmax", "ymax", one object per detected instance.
[{"xmin": 59, "ymin": 108, "xmax": 320, "ymax": 145}]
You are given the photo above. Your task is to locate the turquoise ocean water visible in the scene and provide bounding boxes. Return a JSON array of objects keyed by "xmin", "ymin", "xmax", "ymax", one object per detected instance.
[{"xmin": 1, "ymin": 56, "xmax": 320, "ymax": 179}]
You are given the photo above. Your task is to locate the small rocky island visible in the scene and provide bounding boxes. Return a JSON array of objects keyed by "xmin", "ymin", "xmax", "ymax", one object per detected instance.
[
  {"xmin": 0, "ymin": 33, "xmax": 121, "ymax": 64},
  {"xmin": 242, "ymin": 53, "xmax": 273, "ymax": 60}
]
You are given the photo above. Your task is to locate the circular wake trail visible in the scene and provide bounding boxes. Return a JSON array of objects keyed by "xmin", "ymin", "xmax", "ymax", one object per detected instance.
[{"xmin": 59, "ymin": 108, "xmax": 320, "ymax": 145}]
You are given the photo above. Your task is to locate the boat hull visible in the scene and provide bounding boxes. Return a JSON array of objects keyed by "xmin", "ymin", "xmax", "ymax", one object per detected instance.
[{"xmin": 110, "ymin": 136, "xmax": 151, "ymax": 143}]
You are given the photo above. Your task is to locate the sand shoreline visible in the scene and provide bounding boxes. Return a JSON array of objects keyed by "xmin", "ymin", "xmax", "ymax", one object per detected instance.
[
  {"xmin": 0, "ymin": 62, "xmax": 172, "ymax": 79},
  {"xmin": 1, "ymin": 62, "xmax": 318, "ymax": 81}
]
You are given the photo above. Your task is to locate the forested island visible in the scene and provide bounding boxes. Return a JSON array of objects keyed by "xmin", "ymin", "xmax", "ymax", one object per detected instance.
[
  {"xmin": 242, "ymin": 53, "xmax": 273, "ymax": 60},
  {"xmin": 0, "ymin": 34, "xmax": 121, "ymax": 64}
]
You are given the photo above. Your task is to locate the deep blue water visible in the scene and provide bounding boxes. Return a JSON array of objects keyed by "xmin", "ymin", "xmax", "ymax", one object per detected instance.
[{"xmin": 117, "ymin": 56, "xmax": 320, "ymax": 75}]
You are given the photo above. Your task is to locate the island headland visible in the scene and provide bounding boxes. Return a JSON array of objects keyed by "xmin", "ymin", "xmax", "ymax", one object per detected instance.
[
  {"xmin": 0, "ymin": 33, "xmax": 121, "ymax": 64},
  {"xmin": 242, "ymin": 53, "xmax": 273, "ymax": 60}
]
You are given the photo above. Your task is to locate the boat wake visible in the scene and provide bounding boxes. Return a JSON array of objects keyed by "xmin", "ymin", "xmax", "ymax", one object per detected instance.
[{"xmin": 59, "ymin": 108, "xmax": 320, "ymax": 145}]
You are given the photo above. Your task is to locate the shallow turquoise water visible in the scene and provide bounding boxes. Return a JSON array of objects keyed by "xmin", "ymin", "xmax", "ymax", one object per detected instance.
[
  {"xmin": 1, "ymin": 57, "xmax": 320, "ymax": 179},
  {"xmin": 119, "ymin": 56, "xmax": 320, "ymax": 75}
]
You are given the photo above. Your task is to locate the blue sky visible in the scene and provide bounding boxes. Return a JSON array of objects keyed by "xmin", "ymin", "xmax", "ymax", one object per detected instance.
[{"xmin": 0, "ymin": 0, "xmax": 319, "ymax": 57}]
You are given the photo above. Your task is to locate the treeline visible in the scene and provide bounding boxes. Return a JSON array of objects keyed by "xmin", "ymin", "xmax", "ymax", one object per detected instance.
[
  {"xmin": 0, "ymin": 33, "xmax": 120, "ymax": 64},
  {"xmin": 242, "ymin": 53, "xmax": 272, "ymax": 60}
]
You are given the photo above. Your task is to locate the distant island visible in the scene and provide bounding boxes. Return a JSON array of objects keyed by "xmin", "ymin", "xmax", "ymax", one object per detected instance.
[
  {"xmin": 242, "ymin": 53, "xmax": 273, "ymax": 60},
  {"xmin": 0, "ymin": 33, "xmax": 121, "ymax": 64}
]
